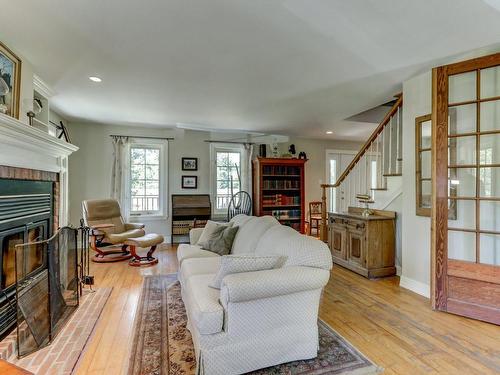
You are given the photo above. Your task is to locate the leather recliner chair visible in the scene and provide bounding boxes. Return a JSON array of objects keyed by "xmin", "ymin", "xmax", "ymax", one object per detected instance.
[{"xmin": 82, "ymin": 199, "xmax": 145, "ymax": 262}]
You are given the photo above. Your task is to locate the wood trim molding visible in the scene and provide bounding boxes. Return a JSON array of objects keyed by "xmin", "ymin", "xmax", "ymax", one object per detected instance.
[
  {"xmin": 415, "ymin": 114, "xmax": 432, "ymax": 217},
  {"xmin": 431, "ymin": 66, "xmax": 449, "ymax": 311}
]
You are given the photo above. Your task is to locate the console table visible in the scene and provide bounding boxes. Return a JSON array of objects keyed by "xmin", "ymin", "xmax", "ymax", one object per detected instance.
[{"xmin": 328, "ymin": 207, "xmax": 396, "ymax": 278}]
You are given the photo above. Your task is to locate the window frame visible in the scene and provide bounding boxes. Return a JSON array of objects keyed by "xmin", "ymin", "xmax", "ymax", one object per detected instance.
[
  {"xmin": 128, "ymin": 138, "xmax": 168, "ymax": 219},
  {"xmin": 415, "ymin": 114, "xmax": 432, "ymax": 217},
  {"xmin": 210, "ymin": 143, "xmax": 244, "ymax": 216}
]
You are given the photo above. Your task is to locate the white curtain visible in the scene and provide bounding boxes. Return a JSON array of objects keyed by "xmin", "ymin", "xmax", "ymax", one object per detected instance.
[
  {"xmin": 242, "ymin": 143, "xmax": 254, "ymax": 200},
  {"xmin": 110, "ymin": 136, "xmax": 131, "ymax": 220}
]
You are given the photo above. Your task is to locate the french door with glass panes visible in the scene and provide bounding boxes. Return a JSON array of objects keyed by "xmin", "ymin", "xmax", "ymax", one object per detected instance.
[{"xmin": 432, "ymin": 53, "xmax": 500, "ymax": 325}]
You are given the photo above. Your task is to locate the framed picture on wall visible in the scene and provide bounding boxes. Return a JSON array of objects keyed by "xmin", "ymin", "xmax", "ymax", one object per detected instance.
[
  {"xmin": 0, "ymin": 41, "xmax": 21, "ymax": 119},
  {"xmin": 182, "ymin": 157, "xmax": 198, "ymax": 171},
  {"xmin": 182, "ymin": 175, "xmax": 197, "ymax": 189}
]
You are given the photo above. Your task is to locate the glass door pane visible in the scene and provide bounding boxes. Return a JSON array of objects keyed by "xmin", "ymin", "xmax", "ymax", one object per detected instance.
[
  {"xmin": 26, "ymin": 223, "xmax": 46, "ymax": 275},
  {"xmin": 1, "ymin": 229, "xmax": 24, "ymax": 289},
  {"xmin": 448, "ymin": 71, "xmax": 477, "ymax": 103},
  {"xmin": 479, "ymin": 233, "xmax": 500, "ymax": 265},
  {"xmin": 448, "ymin": 230, "xmax": 476, "ymax": 262}
]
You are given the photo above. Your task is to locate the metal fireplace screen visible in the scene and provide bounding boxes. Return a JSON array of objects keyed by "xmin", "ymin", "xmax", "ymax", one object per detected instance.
[{"xmin": 15, "ymin": 226, "xmax": 79, "ymax": 357}]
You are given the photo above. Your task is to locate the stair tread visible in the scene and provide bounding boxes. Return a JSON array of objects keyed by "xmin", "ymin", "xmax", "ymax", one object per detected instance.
[{"xmin": 371, "ymin": 188, "xmax": 388, "ymax": 191}]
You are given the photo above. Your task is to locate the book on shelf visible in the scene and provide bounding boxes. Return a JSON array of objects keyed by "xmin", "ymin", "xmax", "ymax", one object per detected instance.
[
  {"xmin": 262, "ymin": 194, "xmax": 300, "ymax": 206},
  {"xmin": 262, "ymin": 179, "xmax": 300, "ymax": 189},
  {"xmin": 262, "ymin": 165, "xmax": 301, "ymax": 175},
  {"xmin": 264, "ymin": 209, "xmax": 301, "ymax": 220}
]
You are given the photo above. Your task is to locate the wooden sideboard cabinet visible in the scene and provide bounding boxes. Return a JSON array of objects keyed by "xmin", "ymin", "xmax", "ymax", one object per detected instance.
[{"xmin": 328, "ymin": 207, "xmax": 396, "ymax": 278}]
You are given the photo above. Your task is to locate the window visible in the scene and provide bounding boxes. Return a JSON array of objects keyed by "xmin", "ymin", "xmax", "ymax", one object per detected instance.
[
  {"xmin": 415, "ymin": 114, "xmax": 432, "ymax": 217},
  {"xmin": 129, "ymin": 142, "xmax": 166, "ymax": 216},
  {"xmin": 215, "ymin": 149, "xmax": 241, "ymax": 211},
  {"xmin": 210, "ymin": 144, "xmax": 251, "ymax": 215}
]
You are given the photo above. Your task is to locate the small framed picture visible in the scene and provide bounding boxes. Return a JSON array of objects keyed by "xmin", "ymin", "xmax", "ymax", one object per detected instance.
[
  {"xmin": 182, "ymin": 175, "xmax": 197, "ymax": 189},
  {"xmin": 182, "ymin": 157, "xmax": 198, "ymax": 171}
]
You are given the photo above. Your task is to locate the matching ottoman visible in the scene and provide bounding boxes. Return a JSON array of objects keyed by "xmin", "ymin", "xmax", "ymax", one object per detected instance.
[{"xmin": 124, "ymin": 233, "xmax": 164, "ymax": 267}]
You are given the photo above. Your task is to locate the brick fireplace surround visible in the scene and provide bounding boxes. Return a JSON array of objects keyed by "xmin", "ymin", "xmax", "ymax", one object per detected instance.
[{"xmin": 0, "ymin": 113, "xmax": 78, "ymax": 359}]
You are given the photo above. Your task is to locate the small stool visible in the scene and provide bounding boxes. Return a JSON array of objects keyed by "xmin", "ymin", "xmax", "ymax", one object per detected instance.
[{"xmin": 124, "ymin": 233, "xmax": 164, "ymax": 267}]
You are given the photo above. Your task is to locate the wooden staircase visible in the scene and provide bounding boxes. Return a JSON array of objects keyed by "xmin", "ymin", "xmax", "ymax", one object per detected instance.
[{"xmin": 320, "ymin": 95, "xmax": 403, "ymax": 241}]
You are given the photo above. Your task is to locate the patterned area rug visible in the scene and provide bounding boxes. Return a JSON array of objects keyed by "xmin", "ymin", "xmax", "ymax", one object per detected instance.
[
  {"xmin": 9, "ymin": 287, "xmax": 112, "ymax": 375},
  {"xmin": 128, "ymin": 275, "xmax": 382, "ymax": 375}
]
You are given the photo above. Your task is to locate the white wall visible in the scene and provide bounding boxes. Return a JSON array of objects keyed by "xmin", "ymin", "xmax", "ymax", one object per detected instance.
[
  {"xmin": 67, "ymin": 122, "xmax": 213, "ymax": 239},
  {"xmin": 278, "ymin": 137, "xmax": 362, "ymax": 206},
  {"xmin": 67, "ymin": 122, "xmax": 362, "ymax": 240},
  {"xmin": 400, "ymin": 70, "xmax": 432, "ymax": 298}
]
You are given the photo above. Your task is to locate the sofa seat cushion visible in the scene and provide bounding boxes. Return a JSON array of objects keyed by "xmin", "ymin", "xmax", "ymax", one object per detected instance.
[
  {"xmin": 180, "ymin": 257, "xmax": 221, "ymax": 285},
  {"xmin": 185, "ymin": 274, "xmax": 224, "ymax": 334},
  {"xmin": 177, "ymin": 243, "xmax": 220, "ymax": 266}
]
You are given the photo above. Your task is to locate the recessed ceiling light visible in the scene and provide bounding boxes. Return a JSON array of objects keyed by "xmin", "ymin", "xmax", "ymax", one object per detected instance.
[
  {"xmin": 326, "ymin": 131, "xmax": 333, "ymax": 134},
  {"xmin": 89, "ymin": 76, "xmax": 102, "ymax": 82}
]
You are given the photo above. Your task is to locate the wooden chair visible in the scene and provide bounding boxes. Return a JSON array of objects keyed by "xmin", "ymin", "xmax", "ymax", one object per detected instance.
[
  {"xmin": 309, "ymin": 201, "xmax": 323, "ymax": 237},
  {"xmin": 227, "ymin": 191, "xmax": 252, "ymax": 221}
]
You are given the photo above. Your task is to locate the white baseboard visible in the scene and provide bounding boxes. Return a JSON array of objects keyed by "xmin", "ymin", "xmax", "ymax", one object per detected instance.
[{"xmin": 399, "ymin": 276, "xmax": 430, "ymax": 298}]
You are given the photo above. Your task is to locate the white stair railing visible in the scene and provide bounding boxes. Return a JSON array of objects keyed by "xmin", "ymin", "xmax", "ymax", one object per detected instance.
[{"xmin": 320, "ymin": 95, "xmax": 403, "ymax": 241}]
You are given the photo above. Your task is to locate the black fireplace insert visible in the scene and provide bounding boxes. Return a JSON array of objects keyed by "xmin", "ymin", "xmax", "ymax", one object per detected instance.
[{"xmin": 0, "ymin": 178, "xmax": 54, "ymax": 339}]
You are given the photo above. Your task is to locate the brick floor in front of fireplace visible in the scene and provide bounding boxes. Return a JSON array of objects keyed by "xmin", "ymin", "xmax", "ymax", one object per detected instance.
[{"xmin": 4, "ymin": 287, "xmax": 111, "ymax": 375}]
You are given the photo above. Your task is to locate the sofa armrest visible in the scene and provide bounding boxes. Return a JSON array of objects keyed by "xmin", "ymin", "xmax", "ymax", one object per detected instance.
[
  {"xmin": 124, "ymin": 223, "xmax": 145, "ymax": 230},
  {"xmin": 220, "ymin": 266, "xmax": 330, "ymax": 304},
  {"xmin": 189, "ymin": 227, "xmax": 205, "ymax": 245}
]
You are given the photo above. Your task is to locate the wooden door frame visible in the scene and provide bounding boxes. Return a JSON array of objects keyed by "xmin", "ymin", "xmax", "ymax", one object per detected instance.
[{"xmin": 431, "ymin": 52, "xmax": 500, "ymax": 313}]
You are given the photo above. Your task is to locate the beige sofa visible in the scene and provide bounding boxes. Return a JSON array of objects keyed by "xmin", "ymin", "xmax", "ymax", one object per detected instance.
[{"xmin": 177, "ymin": 214, "xmax": 333, "ymax": 375}]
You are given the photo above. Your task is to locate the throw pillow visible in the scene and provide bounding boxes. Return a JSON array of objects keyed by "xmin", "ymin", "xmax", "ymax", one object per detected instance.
[
  {"xmin": 210, "ymin": 254, "xmax": 283, "ymax": 289},
  {"xmin": 198, "ymin": 225, "xmax": 239, "ymax": 256},
  {"xmin": 197, "ymin": 220, "xmax": 232, "ymax": 247}
]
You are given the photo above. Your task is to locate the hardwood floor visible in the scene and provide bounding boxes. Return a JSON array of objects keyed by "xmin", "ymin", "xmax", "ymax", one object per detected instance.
[{"xmin": 75, "ymin": 245, "xmax": 500, "ymax": 375}]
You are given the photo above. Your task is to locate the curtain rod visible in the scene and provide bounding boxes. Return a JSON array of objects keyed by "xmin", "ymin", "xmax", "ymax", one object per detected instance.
[
  {"xmin": 109, "ymin": 135, "xmax": 174, "ymax": 141},
  {"xmin": 204, "ymin": 140, "xmax": 254, "ymax": 145}
]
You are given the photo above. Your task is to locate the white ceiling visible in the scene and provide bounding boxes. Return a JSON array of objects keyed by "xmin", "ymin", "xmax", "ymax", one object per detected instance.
[{"xmin": 2, "ymin": 0, "xmax": 500, "ymax": 140}]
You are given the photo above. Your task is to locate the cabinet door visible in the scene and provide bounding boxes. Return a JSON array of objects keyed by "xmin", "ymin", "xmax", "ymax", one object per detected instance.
[
  {"xmin": 348, "ymin": 229, "xmax": 365, "ymax": 267},
  {"xmin": 330, "ymin": 224, "xmax": 347, "ymax": 260}
]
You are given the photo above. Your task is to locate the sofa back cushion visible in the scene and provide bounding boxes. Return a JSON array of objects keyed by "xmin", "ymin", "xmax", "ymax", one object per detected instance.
[
  {"xmin": 255, "ymin": 225, "xmax": 333, "ymax": 270},
  {"xmin": 229, "ymin": 214, "xmax": 253, "ymax": 227},
  {"xmin": 230, "ymin": 216, "xmax": 279, "ymax": 254}
]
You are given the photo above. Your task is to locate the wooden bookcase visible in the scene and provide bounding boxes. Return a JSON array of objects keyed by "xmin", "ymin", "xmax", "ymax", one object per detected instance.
[{"xmin": 252, "ymin": 157, "xmax": 307, "ymax": 233}]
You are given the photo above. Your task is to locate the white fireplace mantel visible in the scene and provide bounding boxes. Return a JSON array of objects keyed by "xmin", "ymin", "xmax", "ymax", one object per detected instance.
[{"xmin": 0, "ymin": 113, "xmax": 79, "ymax": 226}]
